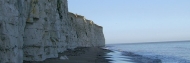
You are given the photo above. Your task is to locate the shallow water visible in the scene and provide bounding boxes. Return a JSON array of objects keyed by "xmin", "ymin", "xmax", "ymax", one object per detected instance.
[
  {"xmin": 105, "ymin": 51, "xmax": 134, "ymax": 63},
  {"xmin": 106, "ymin": 41, "xmax": 190, "ymax": 63}
]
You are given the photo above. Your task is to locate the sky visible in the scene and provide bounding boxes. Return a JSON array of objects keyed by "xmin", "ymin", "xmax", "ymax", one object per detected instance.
[{"xmin": 68, "ymin": 0, "xmax": 190, "ymax": 44}]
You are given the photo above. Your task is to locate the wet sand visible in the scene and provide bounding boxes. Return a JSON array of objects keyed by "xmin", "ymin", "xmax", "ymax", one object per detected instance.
[{"xmin": 24, "ymin": 47, "xmax": 112, "ymax": 63}]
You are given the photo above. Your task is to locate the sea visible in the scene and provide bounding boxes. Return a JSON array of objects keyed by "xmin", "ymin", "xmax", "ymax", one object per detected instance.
[{"xmin": 105, "ymin": 41, "xmax": 190, "ymax": 63}]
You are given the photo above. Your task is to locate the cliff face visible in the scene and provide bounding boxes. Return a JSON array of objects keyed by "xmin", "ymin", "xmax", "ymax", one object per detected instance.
[
  {"xmin": 0, "ymin": 0, "xmax": 105, "ymax": 63},
  {"xmin": 68, "ymin": 13, "xmax": 105, "ymax": 47}
]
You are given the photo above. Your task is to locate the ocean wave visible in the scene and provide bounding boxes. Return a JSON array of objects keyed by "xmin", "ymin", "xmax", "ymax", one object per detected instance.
[
  {"xmin": 106, "ymin": 47, "xmax": 190, "ymax": 63},
  {"xmin": 174, "ymin": 47, "xmax": 190, "ymax": 51},
  {"xmin": 120, "ymin": 50, "xmax": 190, "ymax": 63},
  {"xmin": 121, "ymin": 51, "xmax": 162, "ymax": 63},
  {"xmin": 106, "ymin": 42, "xmax": 190, "ymax": 63}
]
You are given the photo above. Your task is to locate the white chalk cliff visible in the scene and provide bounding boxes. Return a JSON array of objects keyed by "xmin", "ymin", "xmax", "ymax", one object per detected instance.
[{"xmin": 0, "ymin": 0, "xmax": 105, "ymax": 63}]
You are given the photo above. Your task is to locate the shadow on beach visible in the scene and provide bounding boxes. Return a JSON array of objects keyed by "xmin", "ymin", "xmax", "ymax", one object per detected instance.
[{"xmin": 24, "ymin": 47, "xmax": 112, "ymax": 63}]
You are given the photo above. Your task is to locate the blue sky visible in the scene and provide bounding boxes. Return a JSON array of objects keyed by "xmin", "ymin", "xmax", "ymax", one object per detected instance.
[{"xmin": 68, "ymin": 0, "xmax": 190, "ymax": 44}]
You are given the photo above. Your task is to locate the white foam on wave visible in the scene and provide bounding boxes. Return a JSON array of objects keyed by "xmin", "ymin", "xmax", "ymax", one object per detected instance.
[{"xmin": 105, "ymin": 51, "xmax": 134, "ymax": 63}]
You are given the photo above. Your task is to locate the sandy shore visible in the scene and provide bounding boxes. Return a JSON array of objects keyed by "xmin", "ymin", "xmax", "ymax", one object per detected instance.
[{"xmin": 24, "ymin": 47, "xmax": 112, "ymax": 63}]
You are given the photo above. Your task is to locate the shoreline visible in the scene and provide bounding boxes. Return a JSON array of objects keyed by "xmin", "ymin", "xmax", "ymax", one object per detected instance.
[
  {"xmin": 24, "ymin": 47, "xmax": 112, "ymax": 63},
  {"xmin": 23, "ymin": 47, "xmax": 163, "ymax": 63}
]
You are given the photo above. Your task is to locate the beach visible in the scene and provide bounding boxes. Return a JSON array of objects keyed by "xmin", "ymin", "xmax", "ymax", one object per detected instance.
[{"xmin": 24, "ymin": 47, "xmax": 112, "ymax": 63}]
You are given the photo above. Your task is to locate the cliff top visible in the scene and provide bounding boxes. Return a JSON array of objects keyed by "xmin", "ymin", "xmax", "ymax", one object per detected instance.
[{"xmin": 68, "ymin": 12, "xmax": 103, "ymax": 28}]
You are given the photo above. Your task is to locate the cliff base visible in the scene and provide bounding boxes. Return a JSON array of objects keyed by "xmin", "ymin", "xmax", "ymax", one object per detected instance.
[{"xmin": 23, "ymin": 47, "xmax": 111, "ymax": 63}]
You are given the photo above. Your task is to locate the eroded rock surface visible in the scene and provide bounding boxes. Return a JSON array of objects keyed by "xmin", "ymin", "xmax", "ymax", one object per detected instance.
[{"xmin": 0, "ymin": 0, "xmax": 105, "ymax": 63}]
